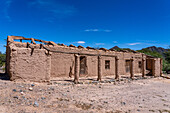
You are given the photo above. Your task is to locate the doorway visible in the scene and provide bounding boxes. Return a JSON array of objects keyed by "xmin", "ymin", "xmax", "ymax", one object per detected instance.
[
  {"xmin": 125, "ymin": 60, "xmax": 131, "ymax": 73},
  {"xmin": 80, "ymin": 56, "xmax": 87, "ymax": 75}
]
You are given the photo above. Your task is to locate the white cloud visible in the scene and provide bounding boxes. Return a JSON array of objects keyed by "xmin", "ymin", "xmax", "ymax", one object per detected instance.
[
  {"xmin": 95, "ymin": 43, "xmax": 105, "ymax": 45},
  {"xmin": 128, "ymin": 43, "xmax": 141, "ymax": 45},
  {"xmin": 137, "ymin": 40, "xmax": 157, "ymax": 43},
  {"xmin": 84, "ymin": 29, "xmax": 112, "ymax": 32},
  {"xmin": 77, "ymin": 41, "xmax": 85, "ymax": 44},
  {"xmin": 3, "ymin": 0, "xmax": 12, "ymax": 22},
  {"xmin": 104, "ymin": 30, "xmax": 112, "ymax": 32},
  {"xmin": 84, "ymin": 29, "xmax": 99, "ymax": 32},
  {"xmin": 113, "ymin": 41, "xmax": 117, "ymax": 43}
]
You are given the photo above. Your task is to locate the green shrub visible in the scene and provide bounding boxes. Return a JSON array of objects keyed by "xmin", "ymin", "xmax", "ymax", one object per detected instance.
[
  {"xmin": 164, "ymin": 51, "xmax": 170, "ymax": 63},
  {"xmin": 0, "ymin": 53, "xmax": 6, "ymax": 67},
  {"xmin": 163, "ymin": 60, "xmax": 170, "ymax": 71}
]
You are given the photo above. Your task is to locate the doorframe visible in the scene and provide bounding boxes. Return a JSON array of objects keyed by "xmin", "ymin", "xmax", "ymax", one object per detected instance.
[{"xmin": 79, "ymin": 56, "xmax": 88, "ymax": 76}]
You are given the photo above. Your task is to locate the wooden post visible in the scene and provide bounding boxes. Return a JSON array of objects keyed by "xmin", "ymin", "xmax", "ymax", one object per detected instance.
[
  {"xmin": 97, "ymin": 56, "xmax": 102, "ymax": 81},
  {"xmin": 142, "ymin": 58, "xmax": 146, "ymax": 77},
  {"xmin": 115, "ymin": 56, "xmax": 119, "ymax": 80},
  {"xmin": 74, "ymin": 54, "xmax": 80, "ymax": 84},
  {"xmin": 152, "ymin": 58, "xmax": 156, "ymax": 77},
  {"xmin": 130, "ymin": 58, "xmax": 134, "ymax": 79},
  {"xmin": 160, "ymin": 58, "xmax": 163, "ymax": 76}
]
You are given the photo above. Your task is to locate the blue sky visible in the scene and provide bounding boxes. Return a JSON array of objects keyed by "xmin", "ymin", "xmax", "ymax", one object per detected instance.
[{"xmin": 0, "ymin": 0, "xmax": 170, "ymax": 53}]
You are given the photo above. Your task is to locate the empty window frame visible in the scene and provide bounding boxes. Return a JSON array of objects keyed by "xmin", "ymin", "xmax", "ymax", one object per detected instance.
[{"xmin": 105, "ymin": 60, "xmax": 110, "ymax": 69}]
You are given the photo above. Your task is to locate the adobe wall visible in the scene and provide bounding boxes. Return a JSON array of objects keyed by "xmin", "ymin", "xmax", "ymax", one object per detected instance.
[
  {"xmin": 7, "ymin": 43, "xmax": 51, "ymax": 82},
  {"xmin": 86, "ymin": 56, "xmax": 98, "ymax": 76},
  {"xmin": 101, "ymin": 56, "xmax": 115, "ymax": 76},
  {"xmin": 51, "ymin": 53, "xmax": 75, "ymax": 78},
  {"xmin": 133, "ymin": 56, "xmax": 143, "ymax": 74},
  {"xmin": 154, "ymin": 58, "xmax": 161, "ymax": 77},
  {"xmin": 117, "ymin": 52, "xmax": 143, "ymax": 75},
  {"xmin": 6, "ymin": 36, "xmax": 162, "ymax": 83},
  {"xmin": 48, "ymin": 45, "xmax": 144, "ymax": 77}
]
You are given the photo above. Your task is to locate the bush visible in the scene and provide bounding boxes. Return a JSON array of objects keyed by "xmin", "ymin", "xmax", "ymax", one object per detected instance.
[
  {"xmin": 0, "ymin": 53, "xmax": 6, "ymax": 67},
  {"xmin": 163, "ymin": 60, "xmax": 170, "ymax": 71},
  {"xmin": 164, "ymin": 51, "xmax": 170, "ymax": 63}
]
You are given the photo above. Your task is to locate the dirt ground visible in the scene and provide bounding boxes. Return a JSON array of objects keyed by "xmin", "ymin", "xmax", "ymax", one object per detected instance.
[{"xmin": 0, "ymin": 74, "xmax": 170, "ymax": 113}]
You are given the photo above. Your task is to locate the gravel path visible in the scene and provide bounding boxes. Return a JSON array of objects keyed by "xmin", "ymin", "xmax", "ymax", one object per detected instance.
[{"xmin": 0, "ymin": 76, "xmax": 170, "ymax": 113}]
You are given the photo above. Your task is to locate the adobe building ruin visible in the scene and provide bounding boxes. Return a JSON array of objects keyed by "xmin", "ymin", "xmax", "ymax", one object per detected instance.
[{"xmin": 6, "ymin": 36, "xmax": 163, "ymax": 83}]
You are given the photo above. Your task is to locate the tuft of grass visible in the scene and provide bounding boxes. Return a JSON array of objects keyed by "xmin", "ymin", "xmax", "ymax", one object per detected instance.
[
  {"xmin": 149, "ymin": 110, "xmax": 155, "ymax": 112},
  {"xmin": 75, "ymin": 102, "xmax": 92, "ymax": 110},
  {"xmin": 161, "ymin": 99, "xmax": 166, "ymax": 102},
  {"xmin": 158, "ymin": 109, "xmax": 170, "ymax": 113}
]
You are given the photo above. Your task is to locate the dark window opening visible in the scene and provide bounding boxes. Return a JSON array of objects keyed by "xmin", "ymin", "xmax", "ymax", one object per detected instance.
[
  {"xmin": 105, "ymin": 60, "xmax": 110, "ymax": 69},
  {"xmin": 138, "ymin": 61, "xmax": 142, "ymax": 68}
]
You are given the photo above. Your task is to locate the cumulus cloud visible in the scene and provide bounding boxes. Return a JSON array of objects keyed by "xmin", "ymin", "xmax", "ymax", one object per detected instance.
[
  {"xmin": 113, "ymin": 41, "xmax": 117, "ymax": 43},
  {"xmin": 128, "ymin": 43, "xmax": 141, "ymax": 45},
  {"xmin": 77, "ymin": 41, "xmax": 85, "ymax": 44}
]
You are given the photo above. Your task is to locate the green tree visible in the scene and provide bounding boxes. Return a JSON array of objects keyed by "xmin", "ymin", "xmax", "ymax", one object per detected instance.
[
  {"xmin": 163, "ymin": 59, "xmax": 170, "ymax": 71},
  {"xmin": 0, "ymin": 52, "xmax": 6, "ymax": 67},
  {"xmin": 164, "ymin": 51, "xmax": 170, "ymax": 63}
]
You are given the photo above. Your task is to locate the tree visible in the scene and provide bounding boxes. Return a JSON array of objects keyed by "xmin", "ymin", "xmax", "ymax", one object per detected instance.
[
  {"xmin": 0, "ymin": 52, "xmax": 6, "ymax": 67},
  {"xmin": 164, "ymin": 51, "xmax": 170, "ymax": 63}
]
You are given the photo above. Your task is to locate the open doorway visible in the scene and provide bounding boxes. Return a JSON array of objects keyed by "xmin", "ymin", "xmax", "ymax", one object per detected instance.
[
  {"xmin": 80, "ymin": 56, "xmax": 87, "ymax": 75},
  {"xmin": 146, "ymin": 59, "xmax": 153, "ymax": 75},
  {"xmin": 125, "ymin": 60, "xmax": 131, "ymax": 74}
]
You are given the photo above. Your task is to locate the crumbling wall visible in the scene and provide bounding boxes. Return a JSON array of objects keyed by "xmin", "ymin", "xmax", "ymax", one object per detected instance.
[
  {"xmin": 6, "ymin": 36, "xmax": 162, "ymax": 82},
  {"xmin": 154, "ymin": 58, "xmax": 161, "ymax": 77},
  {"xmin": 7, "ymin": 43, "xmax": 51, "ymax": 82},
  {"xmin": 134, "ymin": 58, "xmax": 142, "ymax": 74},
  {"xmin": 51, "ymin": 52, "xmax": 75, "ymax": 78},
  {"xmin": 119, "ymin": 52, "xmax": 133, "ymax": 75}
]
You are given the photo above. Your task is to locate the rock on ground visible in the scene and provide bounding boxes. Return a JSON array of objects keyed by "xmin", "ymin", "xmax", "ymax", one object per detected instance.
[{"xmin": 0, "ymin": 76, "xmax": 170, "ymax": 113}]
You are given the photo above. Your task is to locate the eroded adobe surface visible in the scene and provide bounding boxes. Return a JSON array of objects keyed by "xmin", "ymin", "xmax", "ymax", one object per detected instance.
[{"xmin": 6, "ymin": 36, "xmax": 162, "ymax": 82}]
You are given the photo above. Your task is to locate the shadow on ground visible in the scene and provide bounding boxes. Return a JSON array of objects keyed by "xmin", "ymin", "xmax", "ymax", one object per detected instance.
[{"xmin": 0, "ymin": 73, "xmax": 10, "ymax": 80}]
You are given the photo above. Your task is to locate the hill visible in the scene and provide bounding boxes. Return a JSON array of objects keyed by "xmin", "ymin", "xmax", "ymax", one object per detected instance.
[{"xmin": 145, "ymin": 46, "xmax": 169, "ymax": 57}]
